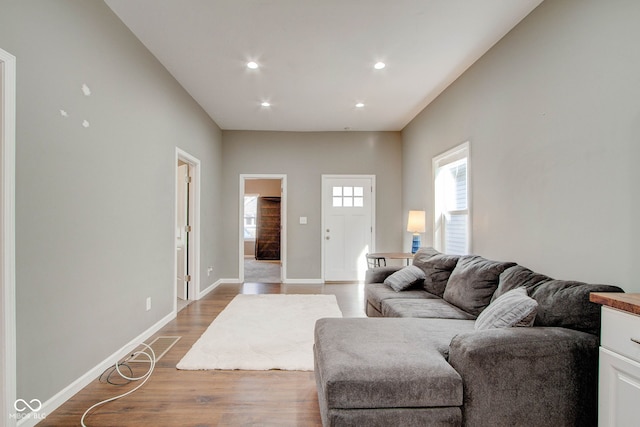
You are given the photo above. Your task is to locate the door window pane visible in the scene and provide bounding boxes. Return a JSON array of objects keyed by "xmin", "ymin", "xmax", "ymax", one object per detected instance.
[{"xmin": 332, "ymin": 186, "xmax": 365, "ymax": 208}]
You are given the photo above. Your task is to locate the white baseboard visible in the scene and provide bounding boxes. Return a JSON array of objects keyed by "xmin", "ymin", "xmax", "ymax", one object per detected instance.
[
  {"xmin": 199, "ymin": 278, "xmax": 242, "ymax": 299},
  {"xmin": 282, "ymin": 278, "xmax": 324, "ymax": 285},
  {"xmin": 198, "ymin": 279, "xmax": 222, "ymax": 298},
  {"xmin": 16, "ymin": 311, "xmax": 176, "ymax": 427}
]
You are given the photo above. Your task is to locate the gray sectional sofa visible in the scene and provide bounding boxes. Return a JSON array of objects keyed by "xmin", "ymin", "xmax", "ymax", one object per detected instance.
[{"xmin": 314, "ymin": 248, "xmax": 624, "ymax": 427}]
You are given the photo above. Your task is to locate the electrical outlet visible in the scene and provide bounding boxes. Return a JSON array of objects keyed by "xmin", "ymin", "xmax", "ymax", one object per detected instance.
[
  {"xmin": 146, "ymin": 297, "xmax": 151, "ymax": 311},
  {"xmin": 207, "ymin": 266, "xmax": 213, "ymax": 277}
]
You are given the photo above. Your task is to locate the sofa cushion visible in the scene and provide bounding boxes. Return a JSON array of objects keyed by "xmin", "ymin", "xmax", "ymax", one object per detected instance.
[
  {"xmin": 384, "ymin": 265, "xmax": 426, "ymax": 292},
  {"xmin": 475, "ymin": 287, "xmax": 538, "ymax": 330},
  {"xmin": 365, "ymin": 283, "xmax": 439, "ymax": 315},
  {"xmin": 495, "ymin": 265, "xmax": 625, "ymax": 335},
  {"xmin": 492, "ymin": 265, "xmax": 551, "ymax": 302},
  {"xmin": 382, "ymin": 298, "xmax": 477, "ymax": 321},
  {"xmin": 314, "ymin": 318, "xmax": 464, "ymax": 409},
  {"xmin": 443, "ymin": 256, "xmax": 517, "ymax": 316},
  {"xmin": 411, "ymin": 246, "xmax": 442, "ymax": 270},
  {"xmin": 419, "ymin": 254, "xmax": 461, "ymax": 297},
  {"xmin": 531, "ymin": 280, "xmax": 623, "ymax": 336}
]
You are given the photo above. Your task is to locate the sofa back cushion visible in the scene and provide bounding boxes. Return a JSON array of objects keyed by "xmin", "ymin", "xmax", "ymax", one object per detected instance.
[
  {"xmin": 411, "ymin": 247, "xmax": 441, "ymax": 269},
  {"xmin": 418, "ymin": 254, "xmax": 461, "ymax": 297},
  {"xmin": 497, "ymin": 265, "xmax": 625, "ymax": 335},
  {"xmin": 492, "ymin": 265, "xmax": 552, "ymax": 302},
  {"xmin": 443, "ymin": 255, "xmax": 517, "ymax": 316}
]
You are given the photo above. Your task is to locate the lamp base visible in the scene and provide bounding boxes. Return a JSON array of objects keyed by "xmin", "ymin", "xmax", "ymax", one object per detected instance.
[{"xmin": 411, "ymin": 234, "xmax": 421, "ymax": 254}]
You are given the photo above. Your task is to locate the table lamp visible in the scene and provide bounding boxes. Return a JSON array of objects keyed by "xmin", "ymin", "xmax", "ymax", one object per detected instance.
[{"xmin": 407, "ymin": 210, "xmax": 426, "ymax": 254}]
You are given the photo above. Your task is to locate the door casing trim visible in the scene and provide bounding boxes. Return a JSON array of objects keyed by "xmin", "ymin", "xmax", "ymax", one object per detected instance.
[{"xmin": 1, "ymin": 47, "xmax": 17, "ymax": 427}]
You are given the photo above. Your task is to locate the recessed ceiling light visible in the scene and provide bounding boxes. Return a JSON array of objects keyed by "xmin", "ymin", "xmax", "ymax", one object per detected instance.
[
  {"xmin": 355, "ymin": 102, "xmax": 365, "ymax": 108},
  {"xmin": 374, "ymin": 62, "xmax": 386, "ymax": 70},
  {"xmin": 247, "ymin": 61, "xmax": 259, "ymax": 69},
  {"xmin": 261, "ymin": 101, "xmax": 271, "ymax": 107}
]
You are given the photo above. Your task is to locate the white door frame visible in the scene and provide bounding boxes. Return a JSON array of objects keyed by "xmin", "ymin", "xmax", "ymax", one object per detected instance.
[
  {"xmin": 321, "ymin": 174, "xmax": 376, "ymax": 282},
  {"xmin": 174, "ymin": 148, "xmax": 201, "ymax": 309},
  {"xmin": 1, "ymin": 47, "xmax": 17, "ymax": 427},
  {"xmin": 239, "ymin": 174, "xmax": 287, "ymax": 283}
]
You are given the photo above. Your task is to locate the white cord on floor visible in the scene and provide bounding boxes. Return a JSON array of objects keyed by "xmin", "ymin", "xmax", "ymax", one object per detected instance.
[{"xmin": 81, "ymin": 343, "xmax": 156, "ymax": 427}]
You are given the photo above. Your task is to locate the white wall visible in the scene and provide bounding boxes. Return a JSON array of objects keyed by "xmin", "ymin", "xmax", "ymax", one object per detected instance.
[
  {"xmin": 403, "ymin": 0, "xmax": 640, "ymax": 291},
  {"xmin": 222, "ymin": 130, "xmax": 403, "ymax": 280},
  {"xmin": 0, "ymin": 0, "xmax": 223, "ymax": 404}
]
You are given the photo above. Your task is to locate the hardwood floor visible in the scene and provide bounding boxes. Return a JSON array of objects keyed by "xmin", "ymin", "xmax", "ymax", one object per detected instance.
[{"xmin": 39, "ymin": 282, "xmax": 365, "ymax": 426}]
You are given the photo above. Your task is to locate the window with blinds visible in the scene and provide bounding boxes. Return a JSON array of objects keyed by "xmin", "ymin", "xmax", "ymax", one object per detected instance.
[{"xmin": 433, "ymin": 142, "xmax": 470, "ymax": 255}]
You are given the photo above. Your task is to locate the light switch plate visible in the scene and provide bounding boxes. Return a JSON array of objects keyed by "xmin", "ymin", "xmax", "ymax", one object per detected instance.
[{"xmin": 299, "ymin": 216, "xmax": 307, "ymax": 225}]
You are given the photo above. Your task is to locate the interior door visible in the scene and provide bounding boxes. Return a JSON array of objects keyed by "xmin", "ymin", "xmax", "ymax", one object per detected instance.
[
  {"xmin": 323, "ymin": 176, "xmax": 373, "ymax": 281},
  {"xmin": 176, "ymin": 163, "xmax": 189, "ymax": 300}
]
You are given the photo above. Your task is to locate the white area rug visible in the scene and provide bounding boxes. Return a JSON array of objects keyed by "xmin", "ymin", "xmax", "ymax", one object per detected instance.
[{"xmin": 176, "ymin": 294, "xmax": 343, "ymax": 371}]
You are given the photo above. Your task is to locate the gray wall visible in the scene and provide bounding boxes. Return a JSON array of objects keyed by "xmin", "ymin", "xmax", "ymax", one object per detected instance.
[
  {"xmin": 222, "ymin": 131, "xmax": 403, "ymax": 280},
  {"xmin": 0, "ymin": 1, "xmax": 223, "ymax": 403},
  {"xmin": 402, "ymin": 0, "xmax": 640, "ymax": 291}
]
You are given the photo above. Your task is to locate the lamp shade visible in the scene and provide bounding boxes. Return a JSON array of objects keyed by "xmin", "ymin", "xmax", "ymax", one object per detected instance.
[{"xmin": 407, "ymin": 210, "xmax": 426, "ymax": 233}]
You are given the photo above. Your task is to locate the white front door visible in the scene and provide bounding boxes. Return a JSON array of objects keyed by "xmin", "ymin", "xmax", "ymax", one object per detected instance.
[
  {"xmin": 176, "ymin": 163, "xmax": 189, "ymax": 300},
  {"xmin": 322, "ymin": 176, "xmax": 374, "ymax": 281}
]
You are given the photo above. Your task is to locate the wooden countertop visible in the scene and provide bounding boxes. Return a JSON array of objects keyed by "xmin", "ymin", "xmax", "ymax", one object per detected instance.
[{"xmin": 590, "ymin": 293, "xmax": 640, "ymax": 316}]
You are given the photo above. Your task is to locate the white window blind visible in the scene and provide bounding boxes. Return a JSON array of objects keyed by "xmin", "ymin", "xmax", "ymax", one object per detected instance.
[{"xmin": 433, "ymin": 142, "xmax": 470, "ymax": 255}]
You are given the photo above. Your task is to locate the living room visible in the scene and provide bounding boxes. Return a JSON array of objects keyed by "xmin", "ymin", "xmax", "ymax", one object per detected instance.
[{"xmin": 1, "ymin": 0, "xmax": 639, "ymax": 426}]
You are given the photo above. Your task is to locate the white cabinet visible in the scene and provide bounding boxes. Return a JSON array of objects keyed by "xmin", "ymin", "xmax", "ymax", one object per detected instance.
[{"xmin": 599, "ymin": 306, "xmax": 640, "ymax": 427}]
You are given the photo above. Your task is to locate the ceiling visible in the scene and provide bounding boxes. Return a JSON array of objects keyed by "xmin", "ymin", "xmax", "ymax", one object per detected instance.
[{"xmin": 104, "ymin": 0, "xmax": 543, "ymax": 132}]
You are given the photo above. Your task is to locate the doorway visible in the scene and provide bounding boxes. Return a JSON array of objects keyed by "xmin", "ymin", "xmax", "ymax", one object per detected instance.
[
  {"xmin": 322, "ymin": 175, "xmax": 375, "ymax": 282},
  {"xmin": 1, "ymin": 47, "xmax": 17, "ymax": 427},
  {"xmin": 175, "ymin": 149, "xmax": 200, "ymax": 312},
  {"xmin": 239, "ymin": 175, "xmax": 287, "ymax": 283}
]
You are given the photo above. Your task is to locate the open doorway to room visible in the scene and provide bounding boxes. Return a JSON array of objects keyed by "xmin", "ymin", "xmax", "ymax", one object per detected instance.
[
  {"xmin": 240, "ymin": 175, "xmax": 286, "ymax": 283},
  {"xmin": 175, "ymin": 149, "xmax": 200, "ymax": 313}
]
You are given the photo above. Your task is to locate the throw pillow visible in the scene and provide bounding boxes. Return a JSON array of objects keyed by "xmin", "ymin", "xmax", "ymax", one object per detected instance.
[
  {"xmin": 384, "ymin": 265, "xmax": 426, "ymax": 292},
  {"xmin": 419, "ymin": 254, "xmax": 461, "ymax": 298},
  {"xmin": 475, "ymin": 287, "xmax": 538, "ymax": 330},
  {"xmin": 443, "ymin": 255, "xmax": 517, "ymax": 316}
]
